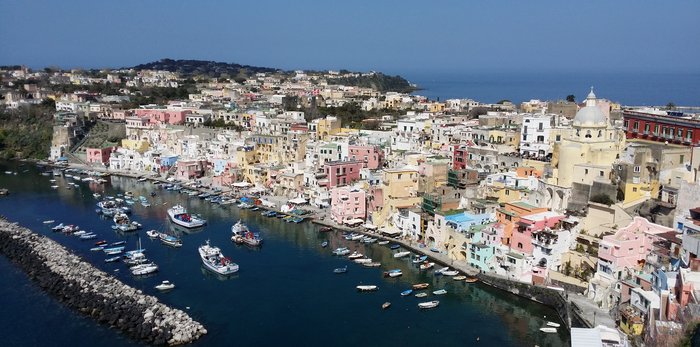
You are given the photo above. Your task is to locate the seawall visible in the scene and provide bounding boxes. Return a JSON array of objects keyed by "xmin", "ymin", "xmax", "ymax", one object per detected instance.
[{"xmin": 0, "ymin": 217, "xmax": 206, "ymax": 345}]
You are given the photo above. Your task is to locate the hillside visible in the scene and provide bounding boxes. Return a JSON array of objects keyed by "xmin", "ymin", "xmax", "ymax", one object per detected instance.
[
  {"xmin": 130, "ymin": 59, "xmax": 279, "ymax": 78},
  {"xmin": 0, "ymin": 101, "xmax": 55, "ymax": 160},
  {"xmin": 328, "ymin": 73, "xmax": 415, "ymax": 93}
]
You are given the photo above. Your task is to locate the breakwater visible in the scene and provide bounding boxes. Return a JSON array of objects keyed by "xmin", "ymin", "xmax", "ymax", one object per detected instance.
[{"xmin": 0, "ymin": 217, "xmax": 206, "ymax": 345}]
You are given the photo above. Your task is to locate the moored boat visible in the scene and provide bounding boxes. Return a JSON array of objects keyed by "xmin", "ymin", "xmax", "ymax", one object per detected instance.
[
  {"xmin": 160, "ymin": 234, "xmax": 183, "ymax": 247},
  {"xmin": 389, "ymin": 244, "xmax": 400, "ymax": 250},
  {"xmin": 415, "ymin": 292, "xmax": 428, "ymax": 298},
  {"xmin": 230, "ymin": 220, "xmax": 263, "ymax": 246},
  {"xmin": 432, "ymin": 289, "xmax": 447, "ymax": 295},
  {"xmin": 131, "ymin": 263, "xmax": 159, "ymax": 276},
  {"xmin": 104, "ymin": 256, "xmax": 121, "ymax": 263},
  {"xmin": 453, "ymin": 275, "xmax": 467, "ymax": 281},
  {"xmin": 419, "ymin": 262, "xmax": 435, "ymax": 270},
  {"xmin": 546, "ymin": 322, "xmax": 561, "ymax": 328},
  {"xmin": 418, "ymin": 300, "xmax": 440, "ymax": 309},
  {"xmin": 539, "ymin": 327, "xmax": 557, "ymax": 333},
  {"xmin": 412, "ymin": 255, "xmax": 428, "ymax": 264},
  {"xmin": 319, "ymin": 226, "xmax": 333, "ymax": 232},
  {"xmin": 333, "ymin": 266, "xmax": 348, "ymax": 274},
  {"xmin": 401, "ymin": 289, "xmax": 413, "ymax": 296},
  {"xmin": 356, "ymin": 285, "xmax": 378, "ymax": 292},
  {"xmin": 412, "ymin": 283, "xmax": 430, "ymax": 290},
  {"xmin": 332, "ymin": 247, "xmax": 350, "ymax": 256},
  {"xmin": 383, "ymin": 269, "xmax": 403, "ymax": 277},
  {"xmin": 146, "ymin": 230, "xmax": 160, "ymax": 238},
  {"xmin": 155, "ymin": 280, "xmax": 175, "ymax": 291},
  {"xmin": 168, "ymin": 205, "xmax": 207, "ymax": 228},
  {"xmin": 363, "ymin": 262, "xmax": 381, "ymax": 267},
  {"xmin": 442, "ymin": 270, "xmax": 460, "ymax": 276},
  {"xmin": 354, "ymin": 258, "xmax": 372, "ymax": 264},
  {"xmin": 377, "ymin": 240, "xmax": 390, "ymax": 245},
  {"xmin": 382, "ymin": 302, "xmax": 391, "ymax": 310},
  {"xmin": 321, "ymin": 241, "xmax": 328, "ymax": 248},
  {"xmin": 347, "ymin": 251, "xmax": 363, "ymax": 259},
  {"xmin": 464, "ymin": 277, "xmax": 479, "ymax": 283},
  {"xmin": 199, "ymin": 240, "xmax": 239, "ymax": 275},
  {"xmin": 393, "ymin": 251, "xmax": 411, "ymax": 258}
]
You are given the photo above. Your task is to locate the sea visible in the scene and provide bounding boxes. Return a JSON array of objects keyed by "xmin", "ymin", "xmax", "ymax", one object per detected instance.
[
  {"xmin": 395, "ymin": 70, "xmax": 700, "ymax": 107},
  {"xmin": 0, "ymin": 160, "xmax": 569, "ymax": 347}
]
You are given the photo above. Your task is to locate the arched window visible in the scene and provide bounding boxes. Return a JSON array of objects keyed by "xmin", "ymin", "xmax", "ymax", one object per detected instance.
[
  {"xmin": 585, "ymin": 130, "xmax": 592, "ymax": 138},
  {"xmin": 517, "ymin": 242, "xmax": 523, "ymax": 249},
  {"xmin": 576, "ymin": 129, "xmax": 580, "ymax": 137},
  {"xmin": 598, "ymin": 130, "xmax": 603, "ymax": 137}
]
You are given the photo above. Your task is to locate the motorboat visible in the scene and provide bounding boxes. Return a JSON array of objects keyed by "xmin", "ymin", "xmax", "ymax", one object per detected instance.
[
  {"xmin": 442, "ymin": 270, "xmax": 460, "ymax": 276},
  {"xmin": 453, "ymin": 275, "xmax": 467, "ymax": 281},
  {"xmin": 418, "ymin": 301, "xmax": 440, "ymax": 309},
  {"xmin": 95, "ymin": 240, "xmax": 107, "ymax": 246},
  {"xmin": 412, "ymin": 255, "xmax": 428, "ymax": 264},
  {"xmin": 546, "ymin": 322, "xmax": 561, "ymax": 328},
  {"xmin": 389, "ymin": 244, "xmax": 400, "ymax": 250},
  {"xmin": 231, "ymin": 220, "xmax": 263, "ymax": 246},
  {"xmin": 333, "ymin": 247, "xmax": 350, "ymax": 256},
  {"xmin": 199, "ymin": 240, "xmax": 239, "ymax": 275},
  {"xmin": 168, "ymin": 205, "xmax": 207, "ymax": 228},
  {"xmin": 415, "ymin": 292, "xmax": 428, "ymax": 298},
  {"xmin": 432, "ymin": 289, "xmax": 447, "ymax": 295},
  {"xmin": 321, "ymin": 241, "xmax": 328, "ymax": 248},
  {"xmin": 539, "ymin": 327, "xmax": 557, "ymax": 333},
  {"xmin": 400, "ymin": 289, "xmax": 413, "ymax": 296},
  {"xmin": 51, "ymin": 223, "xmax": 65, "ymax": 231},
  {"xmin": 42, "ymin": 220, "xmax": 55, "ymax": 224},
  {"xmin": 104, "ymin": 256, "xmax": 121, "ymax": 263},
  {"xmin": 109, "ymin": 241, "xmax": 126, "ymax": 246},
  {"xmin": 464, "ymin": 277, "xmax": 479, "ymax": 283},
  {"xmin": 160, "ymin": 234, "xmax": 183, "ymax": 248},
  {"xmin": 333, "ymin": 266, "xmax": 348, "ymax": 274},
  {"xmin": 354, "ymin": 258, "xmax": 372, "ymax": 264},
  {"xmin": 131, "ymin": 263, "xmax": 159, "ymax": 276},
  {"xmin": 155, "ymin": 280, "xmax": 175, "ymax": 291},
  {"xmin": 435, "ymin": 267, "xmax": 450, "ymax": 275},
  {"xmin": 377, "ymin": 241, "xmax": 390, "ymax": 245},
  {"xmin": 412, "ymin": 283, "xmax": 430, "ymax": 290},
  {"xmin": 79, "ymin": 233, "xmax": 97, "ymax": 240},
  {"xmin": 356, "ymin": 285, "xmax": 378, "ymax": 292},
  {"xmin": 146, "ymin": 230, "xmax": 160, "ymax": 238},
  {"xmin": 393, "ymin": 251, "xmax": 411, "ymax": 258},
  {"xmin": 90, "ymin": 246, "xmax": 104, "ymax": 251},
  {"xmin": 382, "ymin": 302, "xmax": 391, "ymax": 310},
  {"xmin": 419, "ymin": 262, "xmax": 435, "ymax": 270},
  {"xmin": 348, "ymin": 252, "xmax": 364, "ymax": 259},
  {"xmin": 383, "ymin": 269, "xmax": 403, "ymax": 278},
  {"xmin": 362, "ymin": 262, "xmax": 380, "ymax": 268}
]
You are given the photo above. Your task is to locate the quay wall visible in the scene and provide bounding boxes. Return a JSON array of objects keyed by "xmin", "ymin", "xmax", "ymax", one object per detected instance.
[{"xmin": 0, "ymin": 217, "xmax": 206, "ymax": 345}]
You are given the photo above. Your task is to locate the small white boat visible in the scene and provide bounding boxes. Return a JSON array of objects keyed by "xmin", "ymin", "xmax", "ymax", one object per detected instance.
[
  {"xmin": 377, "ymin": 240, "xmax": 390, "ymax": 245},
  {"xmin": 546, "ymin": 322, "xmax": 561, "ymax": 328},
  {"xmin": 382, "ymin": 302, "xmax": 391, "ymax": 310},
  {"xmin": 393, "ymin": 251, "xmax": 411, "ymax": 258},
  {"xmin": 539, "ymin": 327, "xmax": 557, "ymax": 333},
  {"xmin": 42, "ymin": 220, "xmax": 55, "ymax": 224},
  {"xmin": 419, "ymin": 262, "xmax": 435, "ymax": 270},
  {"xmin": 146, "ymin": 230, "xmax": 160, "ymax": 238},
  {"xmin": 50, "ymin": 185, "xmax": 59, "ymax": 189},
  {"xmin": 418, "ymin": 300, "xmax": 440, "ymax": 309},
  {"xmin": 415, "ymin": 292, "xmax": 428, "ymax": 298},
  {"xmin": 155, "ymin": 280, "xmax": 175, "ymax": 291},
  {"xmin": 354, "ymin": 258, "xmax": 372, "ymax": 264},
  {"xmin": 453, "ymin": 275, "xmax": 467, "ymax": 281},
  {"xmin": 362, "ymin": 262, "xmax": 381, "ymax": 267},
  {"xmin": 432, "ymin": 289, "xmax": 447, "ymax": 295},
  {"xmin": 348, "ymin": 252, "xmax": 364, "ymax": 259},
  {"xmin": 356, "ymin": 285, "xmax": 378, "ymax": 292},
  {"xmin": 131, "ymin": 263, "xmax": 159, "ymax": 276},
  {"xmin": 333, "ymin": 247, "xmax": 350, "ymax": 256},
  {"xmin": 442, "ymin": 270, "xmax": 460, "ymax": 276}
]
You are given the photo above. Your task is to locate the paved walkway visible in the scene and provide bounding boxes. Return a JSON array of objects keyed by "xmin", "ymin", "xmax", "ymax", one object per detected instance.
[{"xmin": 569, "ymin": 293, "xmax": 616, "ymax": 328}]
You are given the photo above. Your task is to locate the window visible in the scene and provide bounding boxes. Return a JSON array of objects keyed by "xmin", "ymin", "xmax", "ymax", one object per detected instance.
[
  {"xmin": 654, "ymin": 124, "xmax": 659, "ymax": 134},
  {"xmin": 644, "ymin": 124, "xmax": 650, "ymax": 132},
  {"xmin": 523, "ymin": 126, "xmax": 528, "ymax": 133},
  {"xmin": 680, "ymin": 155, "xmax": 685, "ymax": 163},
  {"xmin": 634, "ymin": 166, "xmax": 641, "ymax": 173},
  {"xmin": 585, "ymin": 169, "xmax": 589, "ymax": 174},
  {"xmin": 556, "ymin": 135, "xmax": 561, "ymax": 141},
  {"xmin": 687, "ymin": 130, "xmax": 693, "ymax": 140},
  {"xmin": 538, "ymin": 123, "xmax": 543, "ymax": 131},
  {"xmin": 633, "ymin": 187, "xmax": 638, "ymax": 192},
  {"xmin": 624, "ymin": 120, "xmax": 629, "ymax": 129},
  {"xmin": 633, "ymin": 121, "xmax": 639, "ymax": 130},
  {"xmin": 632, "ymin": 177, "xmax": 640, "ymax": 184},
  {"xmin": 599, "ymin": 171, "xmax": 604, "ymax": 177},
  {"xmin": 678, "ymin": 129, "xmax": 683, "ymax": 137},
  {"xmin": 505, "ymin": 189, "xmax": 510, "ymax": 196},
  {"xmin": 517, "ymin": 242, "xmax": 523, "ymax": 249}
]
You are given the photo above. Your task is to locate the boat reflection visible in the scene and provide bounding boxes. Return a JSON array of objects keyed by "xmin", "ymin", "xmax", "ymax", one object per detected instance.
[
  {"xmin": 169, "ymin": 222, "xmax": 204, "ymax": 236},
  {"xmin": 200, "ymin": 266, "xmax": 239, "ymax": 281}
]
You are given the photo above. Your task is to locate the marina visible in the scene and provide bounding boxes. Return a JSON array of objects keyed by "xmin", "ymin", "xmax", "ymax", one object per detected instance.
[{"xmin": 0, "ymin": 161, "xmax": 569, "ymax": 346}]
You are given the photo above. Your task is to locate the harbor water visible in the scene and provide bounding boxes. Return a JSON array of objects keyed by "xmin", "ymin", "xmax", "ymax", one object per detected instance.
[{"xmin": 0, "ymin": 161, "xmax": 570, "ymax": 347}]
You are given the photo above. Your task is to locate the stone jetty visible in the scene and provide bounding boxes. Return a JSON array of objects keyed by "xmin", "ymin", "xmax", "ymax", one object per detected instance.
[{"xmin": 0, "ymin": 217, "xmax": 206, "ymax": 345}]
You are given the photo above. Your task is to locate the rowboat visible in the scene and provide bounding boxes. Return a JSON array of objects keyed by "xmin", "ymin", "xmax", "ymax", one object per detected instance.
[
  {"xmin": 412, "ymin": 255, "xmax": 428, "ymax": 264},
  {"xmin": 393, "ymin": 251, "xmax": 411, "ymax": 258},
  {"xmin": 419, "ymin": 262, "xmax": 435, "ymax": 270},
  {"xmin": 412, "ymin": 283, "xmax": 430, "ymax": 290},
  {"xmin": 334, "ymin": 266, "xmax": 348, "ymax": 274},
  {"xmin": 356, "ymin": 285, "xmax": 378, "ymax": 292},
  {"xmin": 453, "ymin": 275, "xmax": 467, "ymax": 281},
  {"xmin": 401, "ymin": 289, "xmax": 413, "ymax": 296},
  {"xmin": 389, "ymin": 244, "xmax": 400, "ymax": 250},
  {"xmin": 354, "ymin": 258, "xmax": 372, "ymax": 264},
  {"xmin": 383, "ymin": 269, "xmax": 403, "ymax": 278},
  {"xmin": 382, "ymin": 302, "xmax": 391, "ymax": 310},
  {"xmin": 464, "ymin": 277, "xmax": 479, "ymax": 283},
  {"xmin": 415, "ymin": 292, "xmax": 428, "ymax": 298},
  {"xmin": 418, "ymin": 300, "xmax": 440, "ymax": 309},
  {"xmin": 321, "ymin": 241, "xmax": 328, "ymax": 248},
  {"xmin": 441, "ymin": 270, "xmax": 460, "ymax": 276},
  {"xmin": 378, "ymin": 240, "xmax": 390, "ymax": 245},
  {"xmin": 432, "ymin": 289, "xmax": 447, "ymax": 295}
]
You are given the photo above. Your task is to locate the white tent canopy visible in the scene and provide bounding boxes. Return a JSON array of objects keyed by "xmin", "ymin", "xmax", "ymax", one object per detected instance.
[
  {"xmin": 380, "ymin": 228, "xmax": 401, "ymax": 236},
  {"xmin": 288, "ymin": 197, "xmax": 307, "ymax": 205},
  {"xmin": 363, "ymin": 223, "xmax": 378, "ymax": 230},
  {"xmin": 232, "ymin": 182, "xmax": 252, "ymax": 188},
  {"xmin": 344, "ymin": 218, "xmax": 364, "ymax": 226}
]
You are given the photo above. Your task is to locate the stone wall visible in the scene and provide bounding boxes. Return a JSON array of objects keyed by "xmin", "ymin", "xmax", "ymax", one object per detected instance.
[{"xmin": 0, "ymin": 217, "xmax": 206, "ymax": 345}]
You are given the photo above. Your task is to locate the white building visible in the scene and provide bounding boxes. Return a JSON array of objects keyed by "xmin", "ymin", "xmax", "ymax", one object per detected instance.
[{"xmin": 520, "ymin": 114, "xmax": 553, "ymax": 159}]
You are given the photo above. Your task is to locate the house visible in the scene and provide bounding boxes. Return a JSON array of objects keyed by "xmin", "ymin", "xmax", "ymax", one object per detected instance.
[
  {"xmin": 330, "ymin": 186, "xmax": 366, "ymax": 224},
  {"xmin": 86, "ymin": 146, "xmax": 116, "ymax": 165},
  {"xmin": 323, "ymin": 160, "xmax": 362, "ymax": 188}
]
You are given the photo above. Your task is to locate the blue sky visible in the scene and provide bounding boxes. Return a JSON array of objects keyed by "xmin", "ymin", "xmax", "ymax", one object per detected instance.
[{"xmin": 1, "ymin": 0, "xmax": 698, "ymax": 73}]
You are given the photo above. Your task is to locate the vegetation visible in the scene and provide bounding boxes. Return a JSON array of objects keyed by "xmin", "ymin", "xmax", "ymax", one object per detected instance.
[
  {"xmin": 328, "ymin": 73, "xmax": 415, "ymax": 93},
  {"xmin": 566, "ymin": 94, "xmax": 576, "ymax": 103},
  {"xmin": 289, "ymin": 101, "xmax": 402, "ymax": 129},
  {"xmin": 590, "ymin": 194, "xmax": 614, "ymax": 206},
  {"xmin": 0, "ymin": 101, "xmax": 55, "ymax": 159},
  {"xmin": 130, "ymin": 59, "xmax": 279, "ymax": 79},
  {"xmin": 202, "ymin": 119, "xmax": 245, "ymax": 132}
]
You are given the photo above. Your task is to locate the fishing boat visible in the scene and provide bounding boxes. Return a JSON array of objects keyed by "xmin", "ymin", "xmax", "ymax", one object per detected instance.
[
  {"xmin": 377, "ymin": 240, "xmax": 390, "ymax": 245},
  {"xmin": 131, "ymin": 263, "xmax": 159, "ymax": 276},
  {"xmin": 382, "ymin": 302, "xmax": 391, "ymax": 310},
  {"xmin": 231, "ymin": 220, "xmax": 263, "ymax": 246},
  {"xmin": 418, "ymin": 301, "xmax": 440, "ymax": 309},
  {"xmin": 442, "ymin": 270, "xmax": 460, "ymax": 276},
  {"xmin": 104, "ymin": 256, "xmax": 121, "ymax": 263},
  {"xmin": 321, "ymin": 241, "xmax": 328, "ymax": 248},
  {"xmin": 393, "ymin": 251, "xmax": 411, "ymax": 258},
  {"xmin": 412, "ymin": 283, "xmax": 430, "ymax": 290},
  {"xmin": 155, "ymin": 280, "xmax": 175, "ymax": 291},
  {"xmin": 333, "ymin": 247, "xmax": 350, "ymax": 256},
  {"xmin": 453, "ymin": 275, "xmax": 467, "ymax": 281},
  {"xmin": 464, "ymin": 277, "xmax": 479, "ymax": 283},
  {"xmin": 539, "ymin": 327, "xmax": 557, "ymax": 333},
  {"xmin": 546, "ymin": 322, "xmax": 561, "ymax": 328},
  {"xmin": 412, "ymin": 255, "xmax": 428, "ymax": 264},
  {"xmin": 168, "ymin": 205, "xmax": 207, "ymax": 228},
  {"xmin": 432, "ymin": 289, "xmax": 447, "ymax": 295},
  {"xmin": 415, "ymin": 292, "xmax": 428, "ymax": 298},
  {"xmin": 159, "ymin": 234, "xmax": 183, "ymax": 247},
  {"xmin": 419, "ymin": 262, "xmax": 435, "ymax": 270},
  {"xmin": 356, "ymin": 285, "xmax": 378, "ymax": 292},
  {"xmin": 348, "ymin": 251, "xmax": 364, "ymax": 259},
  {"xmin": 363, "ymin": 262, "xmax": 381, "ymax": 267},
  {"xmin": 146, "ymin": 230, "xmax": 160, "ymax": 238},
  {"xmin": 400, "ymin": 289, "xmax": 413, "ymax": 296},
  {"xmin": 199, "ymin": 240, "xmax": 239, "ymax": 275},
  {"xmin": 333, "ymin": 266, "xmax": 348, "ymax": 274},
  {"xmin": 383, "ymin": 269, "xmax": 403, "ymax": 278},
  {"xmin": 389, "ymin": 244, "xmax": 400, "ymax": 250}
]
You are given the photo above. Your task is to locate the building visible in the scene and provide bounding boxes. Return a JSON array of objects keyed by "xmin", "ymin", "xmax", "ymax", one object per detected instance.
[
  {"xmin": 623, "ymin": 109, "xmax": 700, "ymax": 146},
  {"xmin": 520, "ymin": 114, "xmax": 553, "ymax": 160},
  {"xmin": 347, "ymin": 144, "xmax": 384, "ymax": 170},
  {"xmin": 323, "ymin": 160, "xmax": 362, "ymax": 188},
  {"xmin": 86, "ymin": 146, "xmax": 116, "ymax": 165},
  {"xmin": 330, "ymin": 186, "xmax": 366, "ymax": 224}
]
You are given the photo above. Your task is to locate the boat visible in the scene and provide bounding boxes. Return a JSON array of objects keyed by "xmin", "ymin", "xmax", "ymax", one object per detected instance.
[
  {"xmin": 95, "ymin": 240, "xmax": 107, "ymax": 246},
  {"xmin": 349, "ymin": 234, "xmax": 363, "ymax": 241},
  {"xmin": 432, "ymin": 289, "xmax": 447, "ymax": 295},
  {"xmin": 464, "ymin": 277, "xmax": 479, "ymax": 283},
  {"xmin": 382, "ymin": 302, "xmax": 391, "ymax": 310},
  {"xmin": 160, "ymin": 234, "xmax": 183, "ymax": 248},
  {"xmin": 92, "ymin": 193, "xmax": 101, "ymax": 199},
  {"xmin": 50, "ymin": 185, "xmax": 59, "ymax": 189},
  {"xmin": 319, "ymin": 226, "xmax": 332, "ymax": 232},
  {"xmin": 435, "ymin": 267, "xmax": 450, "ymax": 275},
  {"xmin": 453, "ymin": 275, "xmax": 467, "ymax": 281},
  {"xmin": 104, "ymin": 256, "xmax": 121, "ymax": 263},
  {"xmin": 354, "ymin": 258, "xmax": 372, "ymax": 264},
  {"xmin": 90, "ymin": 246, "xmax": 104, "ymax": 251},
  {"xmin": 321, "ymin": 241, "xmax": 329, "ymax": 248},
  {"xmin": 418, "ymin": 300, "xmax": 440, "ymax": 309},
  {"xmin": 412, "ymin": 283, "xmax": 430, "ymax": 290},
  {"xmin": 333, "ymin": 247, "xmax": 350, "ymax": 256},
  {"xmin": 199, "ymin": 240, "xmax": 239, "ymax": 275},
  {"xmin": 137, "ymin": 177, "xmax": 148, "ymax": 182},
  {"xmin": 400, "ymin": 289, "xmax": 413, "ymax": 296},
  {"xmin": 377, "ymin": 240, "xmax": 390, "ymax": 245},
  {"xmin": 389, "ymin": 244, "xmax": 400, "ymax": 250},
  {"xmin": 146, "ymin": 230, "xmax": 160, "ymax": 238},
  {"xmin": 383, "ymin": 269, "xmax": 403, "ymax": 278},
  {"xmin": 333, "ymin": 266, "xmax": 348, "ymax": 274},
  {"xmin": 546, "ymin": 322, "xmax": 561, "ymax": 328},
  {"xmin": 109, "ymin": 241, "xmax": 126, "ymax": 246},
  {"xmin": 419, "ymin": 262, "xmax": 435, "ymax": 270},
  {"xmin": 442, "ymin": 270, "xmax": 460, "ymax": 276},
  {"xmin": 42, "ymin": 220, "xmax": 55, "ymax": 224},
  {"xmin": 393, "ymin": 251, "xmax": 411, "ymax": 258},
  {"xmin": 51, "ymin": 223, "xmax": 65, "ymax": 231},
  {"xmin": 412, "ymin": 255, "xmax": 428, "ymax": 264},
  {"xmin": 415, "ymin": 292, "xmax": 428, "ymax": 298},
  {"xmin": 79, "ymin": 233, "xmax": 97, "ymax": 240},
  {"xmin": 356, "ymin": 285, "xmax": 378, "ymax": 292},
  {"xmin": 363, "ymin": 262, "xmax": 381, "ymax": 268},
  {"xmin": 231, "ymin": 220, "xmax": 263, "ymax": 246},
  {"xmin": 131, "ymin": 263, "xmax": 159, "ymax": 276},
  {"xmin": 539, "ymin": 327, "xmax": 557, "ymax": 333},
  {"xmin": 155, "ymin": 280, "xmax": 175, "ymax": 291},
  {"xmin": 430, "ymin": 248, "xmax": 440, "ymax": 253},
  {"xmin": 348, "ymin": 251, "xmax": 364, "ymax": 259},
  {"xmin": 168, "ymin": 205, "xmax": 207, "ymax": 228},
  {"xmin": 124, "ymin": 238, "xmax": 145, "ymax": 257}
]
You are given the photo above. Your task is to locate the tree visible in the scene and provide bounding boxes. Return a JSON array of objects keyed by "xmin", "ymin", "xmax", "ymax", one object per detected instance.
[
  {"xmin": 566, "ymin": 94, "xmax": 576, "ymax": 103},
  {"xmin": 666, "ymin": 102, "xmax": 676, "ymax": 110},
  {"xmin": 590, "ymin": 194, "xmax": 614, "ymax": 206}
]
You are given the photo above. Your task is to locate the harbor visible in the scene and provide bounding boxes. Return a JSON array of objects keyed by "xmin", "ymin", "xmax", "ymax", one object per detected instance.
[{"xmin": 0, "ymin": 160, "xmax": 570, "ymax": 346}]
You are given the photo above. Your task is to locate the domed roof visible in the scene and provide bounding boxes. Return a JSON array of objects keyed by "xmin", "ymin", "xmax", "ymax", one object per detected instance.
[{"xmin": 573, "ymin": 88, "xmax": 607, "ymax": 128}]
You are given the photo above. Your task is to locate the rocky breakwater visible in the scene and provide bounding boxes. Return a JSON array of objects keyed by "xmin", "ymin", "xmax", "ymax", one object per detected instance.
[{"xmin": 0, "ymin": 218, "xmax": 206, "ymax": 345}]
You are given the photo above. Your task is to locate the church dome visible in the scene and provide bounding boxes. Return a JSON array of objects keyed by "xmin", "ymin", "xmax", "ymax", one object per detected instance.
[{"xmin": 573, "ymin": 88, "xmax": 607, "ymax": 128}]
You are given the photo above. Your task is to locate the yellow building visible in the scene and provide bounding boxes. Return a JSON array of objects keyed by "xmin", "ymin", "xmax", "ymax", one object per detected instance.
[
  {"xmin": 316, "ymin": 116, "xmax": 341, "ymax": 141},
  {"xmin": 372, "ymin": 168, "xmax": 422, "ymax": 226},
  {"xmin": 121, "ymin": 139, "xmax": 149, "ymax": 153}
]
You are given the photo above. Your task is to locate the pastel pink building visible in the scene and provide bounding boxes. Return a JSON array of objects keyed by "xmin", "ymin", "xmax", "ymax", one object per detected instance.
[
  {"xmin": 597, "ymin": 217, "xmax": 672, "ymax": 280},
  {"xmin": 175, "ymin": 160, "xmax": 207, "ymax": 181},
  {"xmin": 134, "ymin": 109, "xmax": 191, "ymax": 125},
  {"xmin": 324, "ymin": 160, "xmax": 362, "ymax": 188},
  {"xmin": 330, "ymin": 186, "xmax": 366, "ymax": 224},
  {"xmin": 348, "ymin": 145, "xmax": 384, "ymax": 170},
  {"xmin": 86, "ymin": 146, "xmax": 116, "ymax": 165},
  {"xmin": 510, "ymin": 211, "xmax": 564, "ymax": 254}
]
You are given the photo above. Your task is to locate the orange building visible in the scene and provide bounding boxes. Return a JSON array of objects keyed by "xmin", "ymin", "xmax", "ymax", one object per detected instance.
[{"xmin": 495, "ymin": 201, "xmax": 548, "ymax": 245}]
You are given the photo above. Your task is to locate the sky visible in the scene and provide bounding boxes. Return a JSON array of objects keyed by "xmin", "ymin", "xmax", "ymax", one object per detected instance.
[{"xmin": 1, "ymin": 0, "xmax": 699, "ymax": 73}]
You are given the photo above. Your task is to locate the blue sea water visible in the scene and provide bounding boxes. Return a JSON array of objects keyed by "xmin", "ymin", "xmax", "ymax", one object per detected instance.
[
  {"xmin": 396, "ymin": 70, "xmax": 700, "ymax": 106},
  {"xmin": 0, "ymin": 161, "xmax": 569, "ymax": 347}
]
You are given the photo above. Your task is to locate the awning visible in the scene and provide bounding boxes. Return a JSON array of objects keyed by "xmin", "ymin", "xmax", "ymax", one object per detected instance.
[
  {"xmin": 363, "ymin": 223, "xmax": 378, "ymax": 230},
  {"xmin": 288, "ymin": 197, "xmax": 307, "ymax": 204},
  {"xmin": 344, "ymin": 218, "xmax": 364, "ymax": 225},
  {"xmin": 249, "ymin": 187, "xmax": 266, "ymax": 193},
  {"xmin": 232, "ymin": 182, "xmax": 251, "ymax": 188},
  {"xmin": 380, "ymin": 228, "xmax": 401, "ymax": 236}
]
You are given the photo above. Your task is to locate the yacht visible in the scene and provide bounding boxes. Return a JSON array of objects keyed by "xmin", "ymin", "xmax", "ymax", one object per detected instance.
[
  {"xmin": 198, "ymin": 240, "xmax": 239, "ymax": 275},
  {"xmin": 168, "ymin": 205, "xmax": 206, "ymax": 228}
]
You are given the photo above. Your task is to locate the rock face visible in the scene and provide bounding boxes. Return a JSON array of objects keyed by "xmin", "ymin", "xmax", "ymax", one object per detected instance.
[{"xmin": 0, "ymin": 217, "xmax": 206, "ymax": 345}]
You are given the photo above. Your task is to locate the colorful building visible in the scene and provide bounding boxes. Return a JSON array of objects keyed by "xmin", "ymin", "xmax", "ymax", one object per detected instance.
[
  {"xmin": 348, "ymin": 145, "xmax": 384, "ymax": 170},
  {"xmin": 330, "ymin": 186, "xmax": 366, "ymax": 224},
  {"xmin": 623, "ymin": 109, "xmax": 700, "ymax": 146},
  {"xmin": 323, "ymin": 160, "xmax": 362, "ymax": 188}
]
